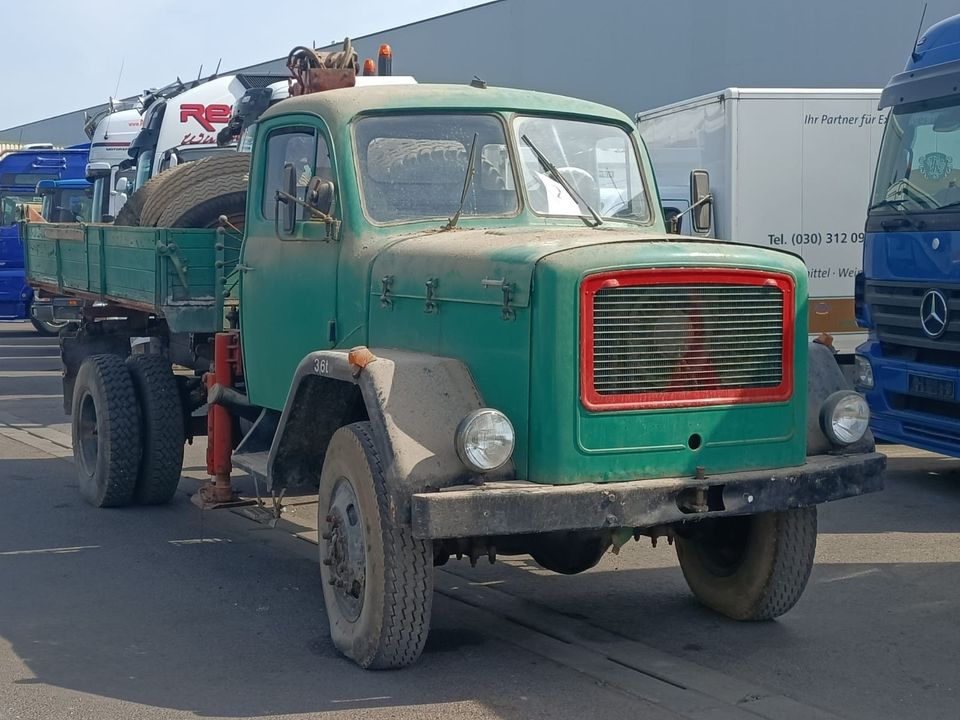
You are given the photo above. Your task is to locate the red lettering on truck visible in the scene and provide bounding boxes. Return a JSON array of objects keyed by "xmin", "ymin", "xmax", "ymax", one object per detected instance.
[{"xmin": 179, "ymin": 104, "xmax": 233, "ymax": 132}]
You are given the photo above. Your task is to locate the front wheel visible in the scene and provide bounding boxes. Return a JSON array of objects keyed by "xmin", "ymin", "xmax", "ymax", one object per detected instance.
[
  {"xmin": 318, "ymin": 422, "xmax": 433, "ymax": 669},
  {"xmin": 675, "ymin": 507, "xmax": 817, "ymax": 621}
]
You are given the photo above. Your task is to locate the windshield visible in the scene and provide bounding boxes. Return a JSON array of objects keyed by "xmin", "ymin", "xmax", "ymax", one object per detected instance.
[
  {"xmin": 872, "ymin": 97, "xmax": 960, "ymax": 212},
  {"xmin": 134, "ymin": 150, "xmax": 154, "ymax": 192},
  {"xmin": 354, "ymin": 114, "xmax": 518, "ymax": 224},
  {"xmin": 42, "ymin": 188, "xmax": 92, "ymax": 223},
  {"xmin": 0, "ymin": 194, "xmax": 40, "ymax": 225},
  {"xmin": 513, "ymin": 116, "xmax": 650, "ymax": 223}
]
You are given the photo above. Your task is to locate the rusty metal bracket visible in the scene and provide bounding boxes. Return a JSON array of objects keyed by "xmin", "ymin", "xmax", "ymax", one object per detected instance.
[
  {"xmin": 380, "ymin": 275, "xmax": 393, "ymax": 309},
  {"xmin": 481, "ymin": 278, "xmax": 516, "ymax": 320},
  {"xmin": 158, "ymin": 241, "xmax": 190, "ymax": 289},
  {"xmin": 424, "ymin": 278, "xmax": 439, "ymax": 314}
]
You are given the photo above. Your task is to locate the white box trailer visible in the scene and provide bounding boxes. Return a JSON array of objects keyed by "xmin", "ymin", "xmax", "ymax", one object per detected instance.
[{"xmin": 637, "ymin": 88, "xmax": 884, "ymax": 358}]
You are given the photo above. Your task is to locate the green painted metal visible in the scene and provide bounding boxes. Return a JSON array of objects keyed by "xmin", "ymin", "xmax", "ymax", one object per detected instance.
[{"xmin": 23, "ymin": 222, "xmax": 222, "ymax": 334}]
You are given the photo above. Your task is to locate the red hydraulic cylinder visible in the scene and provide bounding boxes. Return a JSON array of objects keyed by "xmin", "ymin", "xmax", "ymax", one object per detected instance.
[{"xmin": 203, "ymin": 332, "xmax": 237, "ymax": 503}]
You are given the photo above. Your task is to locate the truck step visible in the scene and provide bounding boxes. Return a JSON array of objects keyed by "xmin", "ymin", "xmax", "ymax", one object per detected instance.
[{"xmin": 232, "ymin": 450, "xmax": 268, "ymax": 483}]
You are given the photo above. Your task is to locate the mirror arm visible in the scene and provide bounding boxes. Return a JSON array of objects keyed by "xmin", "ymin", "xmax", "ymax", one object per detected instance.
[
  {"xmin": 668, "ymin": 193, "xmax": 712, "ymax": 232},
  {"xmin": 276, "ymin": 190, "xmax": 335, "ymax": 223},
  {"xmin": 274, "ymin": 190, "xmax": 340, "ymax": 241}
]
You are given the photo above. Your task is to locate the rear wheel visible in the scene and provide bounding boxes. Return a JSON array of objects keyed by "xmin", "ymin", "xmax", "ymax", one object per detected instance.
[
  {"xmin": 71, "ymin": 354, "xmax": 141, "ymax": 508},
  {"xmin": 127, "ymin": 354, "xmax": 184, "ymax": 505},
  {"xmin": 318, "ymin": 422, "xmax": 433, "ymax": 669},
  {"xmin": 675, "ymin": 508, "xmax": 817, "ymax": 620}
]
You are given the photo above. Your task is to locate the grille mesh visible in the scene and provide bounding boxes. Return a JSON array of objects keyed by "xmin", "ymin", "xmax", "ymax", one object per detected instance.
[{"xmin": 592, "ymin": 284, "xmax": 784, "ymax": 396}]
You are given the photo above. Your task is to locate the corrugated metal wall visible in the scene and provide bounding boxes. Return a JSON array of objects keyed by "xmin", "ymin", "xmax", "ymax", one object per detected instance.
[{"xmin": 1, "ymin": 0, "xmax": 954, "ymax": 144}]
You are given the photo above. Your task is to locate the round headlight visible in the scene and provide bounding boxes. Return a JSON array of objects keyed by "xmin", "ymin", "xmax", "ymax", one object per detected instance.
[
  {"xmin": 819, "ymin": 391, "xmax": 870, "ymax": 446},
  {"xmin": 455, "ymin": 408, "xmax": 515, "ymax": 473}
]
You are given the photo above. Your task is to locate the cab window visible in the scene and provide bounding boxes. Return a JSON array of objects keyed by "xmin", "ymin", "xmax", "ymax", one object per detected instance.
[{"xmin": 262, "ymin": 127, "xmax": 332, "ymax": 221}]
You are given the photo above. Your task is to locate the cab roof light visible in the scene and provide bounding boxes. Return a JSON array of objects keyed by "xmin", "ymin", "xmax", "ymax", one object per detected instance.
[{"xmin": 378, "ymin": 44, "xmax": 393, "ymax": 76}]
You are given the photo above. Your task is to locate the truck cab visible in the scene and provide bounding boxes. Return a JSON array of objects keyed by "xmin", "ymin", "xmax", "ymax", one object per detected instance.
[
  {"xmin": 84, "ymin": 106, "xmax": 142, "ymax": 222},
  {"xmin": 125, "ymin": 73, "xmax": 286, "ymax": 193},
  {"xmin": 0, "ymin": 146, "xmax": 87, "ymax": 329},
  {"xmin": 36, "ymin": 179, "xmax": 93, "ymax": 222},
  {"xmin": 857, "ymin": 14, "xmax": 960, "ymax": 456}
]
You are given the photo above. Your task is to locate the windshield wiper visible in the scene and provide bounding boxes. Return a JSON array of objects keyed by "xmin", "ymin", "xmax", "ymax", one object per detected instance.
[
  {"xmin": 931, "ymin": 199, "xmax": 960, "ymax": 212},
  {"xmin": 520, "ymin": 134, "xmax": 602, "ymax": 227},
  {"xmin": 443, "ymin": 132, "xmax": 479, "ymax": 231},
  {"xmin": 868, "ymin": 198, "xmax": 915, "ymax": 229}
]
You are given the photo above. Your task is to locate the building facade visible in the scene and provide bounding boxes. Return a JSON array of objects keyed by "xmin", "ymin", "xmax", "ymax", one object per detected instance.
[{"xmin": 1, "ymin": 0, "xmax": 952, "ymax": 145}]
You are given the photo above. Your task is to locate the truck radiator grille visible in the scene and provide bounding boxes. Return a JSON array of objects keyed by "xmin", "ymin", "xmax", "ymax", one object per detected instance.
[
  {"xmin": 580, "ymin": 269, "xmax": 795, "ymax": 410},
  {"xmin": 866, "ymin": 280, "xmax": 960, "ymax": 364}
]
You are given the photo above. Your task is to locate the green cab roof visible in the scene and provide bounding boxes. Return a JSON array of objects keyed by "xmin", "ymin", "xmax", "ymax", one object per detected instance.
[{"xmin": 259, "ymin": 83, "xmax": 633, "ymax": 128}]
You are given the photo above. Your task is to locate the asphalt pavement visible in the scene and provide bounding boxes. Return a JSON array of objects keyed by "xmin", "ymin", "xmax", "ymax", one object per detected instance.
[{"xmin": 0, "ymin": 320, "xmax": 957, "ymax": 720}]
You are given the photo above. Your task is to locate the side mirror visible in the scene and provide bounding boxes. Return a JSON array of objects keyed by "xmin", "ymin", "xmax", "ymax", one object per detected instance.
[
  {"xmin": 689, "ymin": 169, "xmax": 712, "ymax": 234},
  {"xmin": 115, "ymin": 177, "xmax": 130, "ymax": 195},
  {"xmin": 306, "ymin": 177, "xmax": 335, "ymax": 217},
  {"xmin": 275, "ymin": 162, "xmax": 298, "ymax": 236}
]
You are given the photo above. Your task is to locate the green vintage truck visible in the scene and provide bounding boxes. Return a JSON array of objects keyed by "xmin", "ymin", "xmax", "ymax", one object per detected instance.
[{"xmin": 24, "ymin": 82, "xmax": 884, "ymax": 669}]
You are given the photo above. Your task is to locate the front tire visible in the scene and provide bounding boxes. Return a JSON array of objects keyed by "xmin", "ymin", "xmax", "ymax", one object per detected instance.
[
  {"xmin": 675, "ymin": 508, "xmax": 817, "ymax": 621},
  {"xmin": 318, "ymin": 422, "xmax": 433, "ymax": 669},
  {"xmin": 71, "ymin": 354, "xmax": 142, "ymax": 508}
]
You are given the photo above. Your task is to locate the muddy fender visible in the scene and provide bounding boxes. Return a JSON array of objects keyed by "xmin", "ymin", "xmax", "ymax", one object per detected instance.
[
  {"xmin": 267, "ymin": 347, "xmax": 513, "ymax": 512},
  {"xmin": 806, "ymin": 341, "xmax": 875, "ymax": 456}
]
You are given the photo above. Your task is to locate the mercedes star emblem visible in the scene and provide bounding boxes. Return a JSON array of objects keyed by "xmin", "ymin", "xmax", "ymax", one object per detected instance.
[{"xmin": 920, "ymin": 289, "xmax": 949, "ymax": 339}]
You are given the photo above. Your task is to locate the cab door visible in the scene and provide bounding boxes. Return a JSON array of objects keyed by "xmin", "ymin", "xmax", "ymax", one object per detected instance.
[{"xmin": 239, "ymin": 116, "xmax": 341, "ymax": 411}]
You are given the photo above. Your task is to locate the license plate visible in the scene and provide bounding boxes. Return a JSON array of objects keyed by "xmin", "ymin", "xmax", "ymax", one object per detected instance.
[{"xmin": 908, "ymin": 374, "xmax": 955, "ymax": 400}]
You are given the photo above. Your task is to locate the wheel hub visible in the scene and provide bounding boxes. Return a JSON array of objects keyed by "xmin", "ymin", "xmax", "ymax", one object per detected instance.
[
  {"xmin": 323, "ymin": 478, "xmax": 366, "ymax": 620},
  {"xmin": 77, "ymin": 392, "xmax": 99, "ymax": 475}
]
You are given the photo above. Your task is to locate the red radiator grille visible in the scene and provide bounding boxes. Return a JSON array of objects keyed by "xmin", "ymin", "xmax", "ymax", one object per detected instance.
[{"xmin": 580, "ymin": 268, "xmax": 795, "ymax": 410}]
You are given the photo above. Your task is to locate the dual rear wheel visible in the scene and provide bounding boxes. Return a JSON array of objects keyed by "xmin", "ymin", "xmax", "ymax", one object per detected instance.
[{"xmin": 72, "ymin": 353, "xmax": 184, "ymax": 508}]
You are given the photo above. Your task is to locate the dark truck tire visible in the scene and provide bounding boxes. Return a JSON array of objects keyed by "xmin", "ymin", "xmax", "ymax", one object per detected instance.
[
  {"xmin": 140, "ymin": 154, "xmax": 251, "ymax": 228},
  {"xmin": 675, "ymin": 507, "xmax": 817, "ymax": 621},
  {"xmin": 318, "ymin": 422, "xmax": 433, "ymax": 669},
  {"xmin": 71, "ymin": 354, "xmax": 142, "ymax": 508},
  {"xmin": 114, "ymin": 161, "xmax": 197, "ymax": 226},
  {"xmin": 530, "ymin": 531, "xmax": 610, "ymax": 575},
  {"xmin": 127, "ymin": 354, "xmax": 185, "ymax": 505}
]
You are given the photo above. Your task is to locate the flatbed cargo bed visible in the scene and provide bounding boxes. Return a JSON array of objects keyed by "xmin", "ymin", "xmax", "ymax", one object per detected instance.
[{"xmin": 23, "ymin": 222, "xmax": 230, "ymax": 333}]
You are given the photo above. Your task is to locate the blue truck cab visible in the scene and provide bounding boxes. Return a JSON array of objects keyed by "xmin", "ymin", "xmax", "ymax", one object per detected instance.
[
  {"xmin": 36, "ymin": 179, "xmax": 93, "ymax": 223},
  {"xmin": 858, "ymin": 14, "xmax": 960, "ymax": 454},
  {"xmin": 0, "ymin": 146, "xmax": 88, "ymax": 327}
]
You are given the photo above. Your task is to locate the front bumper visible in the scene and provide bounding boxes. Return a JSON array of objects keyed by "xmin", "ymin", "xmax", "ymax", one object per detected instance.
[
  {"xmin": 857, "ymin": 341, "xmax": 960, "ymax": 455},
  {"xmin": 411, "ymin": 452, "xmax": 885, "ymax": 539}
]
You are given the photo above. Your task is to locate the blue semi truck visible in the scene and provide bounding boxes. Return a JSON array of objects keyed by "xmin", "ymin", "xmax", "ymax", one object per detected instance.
[
  {"xmin": 0, "ymin": 145, "xmax": 88, "ymax": 333},
  {"xmin": 857, "ymin": 13, "xmax": 960, "ymax": 455}
]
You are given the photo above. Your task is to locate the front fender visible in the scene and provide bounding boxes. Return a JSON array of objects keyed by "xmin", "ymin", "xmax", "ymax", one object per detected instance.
[{"xmin": 267, "ymin": 347, "xmax": 515, "ymax": 501}]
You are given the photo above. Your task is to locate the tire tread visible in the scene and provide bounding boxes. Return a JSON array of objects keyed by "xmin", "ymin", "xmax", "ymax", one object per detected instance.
[{"xmin": 127, "ymin": 354, "xmax": 184, "ymax": 505}]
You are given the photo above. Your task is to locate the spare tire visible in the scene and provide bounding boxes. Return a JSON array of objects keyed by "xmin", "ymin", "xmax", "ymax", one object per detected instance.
[
  {"xmin": 140, "ymin": 154, "xmax": 251, "ymax": 228},
  {"xmin": 156, "ymin": 178, "xmax": 247, "ymax": 229},
  {"xmin": 113, "ymin": 161, "xmax": 197, "ymax": 227}
]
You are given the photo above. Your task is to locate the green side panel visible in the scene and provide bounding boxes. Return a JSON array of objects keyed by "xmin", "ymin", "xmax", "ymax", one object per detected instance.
[
  {"xmin": 22, "ymin": 223, "xmax": 222, "ymax": 334},
  {"xmin": 368, "ymin": 296, "xmax": 532, "ymax": 479},
  {"xmin": 528, "ymin": 241, "xmax": 809, "ymax": 485}
]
